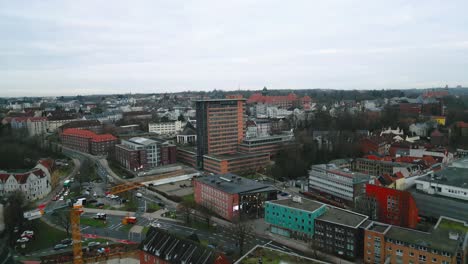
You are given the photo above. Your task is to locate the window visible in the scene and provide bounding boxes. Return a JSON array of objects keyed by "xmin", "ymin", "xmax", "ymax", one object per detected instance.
[
  {"xmin": 396, "ymin": 249, "xmax": 403, "ymax": 256},
  {"xmin": 432, "ymin": 258, "xmax": 437, "ymax": 262},
  {"xmin": 410, "ymin": 252, "xmax": 414, "ymax": 257},
  {"xmin": 419, "ymin": 255, "xmax": 426, "ymax": 262}
]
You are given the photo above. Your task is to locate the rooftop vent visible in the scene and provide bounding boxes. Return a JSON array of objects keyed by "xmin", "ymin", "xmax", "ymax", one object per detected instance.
[
  {"xmin": 216, "ymin": 181, "xmax": 221, "ymax": 185},
  {"xmin": 292, "ymin": 196, "xmax": 302, "ymax": 203}
]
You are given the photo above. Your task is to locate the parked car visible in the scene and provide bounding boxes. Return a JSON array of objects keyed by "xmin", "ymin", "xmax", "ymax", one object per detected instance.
[
  {"xmin": 88, "ymin": 199, "xmax": 97, "ymax": 204},
  {"xmin": 17, "ymin": 237, "xmax": 29, "ymax": 243},
  {"xmin": 61, "ymin": 238, "xmax": 72, "ymax": 245},
  {"xmin": 136, "ymin": 193, "xmax": 143, "ymax": 198},
  {"xmin": 280, "ymin": 192, "xmax": 289, "ymax": 197},
  {"xmin": 87, "ymin": 241, "xmax": 101, "ymax": 247},
  {"xmin": 93, "ymin": 213, "xmax": 107, "ymax": 220},
  {"xmin": 54, "ymin": 244, "xmax": 68, "ymax": 250},
  {"xmin": 21, "ymin": 230, "xmax": 34, "ymax": 238},
  {"xmin": 96, "ymin": 202, "xmax": 104, "ymax": 208}
]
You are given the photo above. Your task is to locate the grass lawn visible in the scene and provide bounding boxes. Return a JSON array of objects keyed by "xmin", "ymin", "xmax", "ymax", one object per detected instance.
[
  {"xmin": 438, "ymin": 219, "xmax": 468, "ymax": 233},
  {"xmin": 18, "ymin": 219, "xmax": 67, "ymax": 253},
  {"xmin": 119, "ymin": 224, "xmax": 134, "ymax": 232},
  {"xmin": 80, "ymin": 218, "xmax": 108, "ymax": 228},
  {"xmin": 189, "ymin": 219, "xmax": 211, "ymax": 232},
  {"xmin": 146, "ymin": 203, "xmax": 161, "ymax": 213},
  {"xmin": 182, "ymin": 193, "xmax": 194, "ymax": 203},
  {"xmin": 119, "ymin": 199, "xmax": 138, "ymax": 212},
  {"xmin": 142, "ymin": 226, "xmax": 150, "ymax": 234}
]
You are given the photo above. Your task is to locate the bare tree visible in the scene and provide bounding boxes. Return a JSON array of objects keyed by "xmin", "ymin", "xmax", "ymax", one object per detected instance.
[
  {"xmin": 178, "ymin": 199, "xmax": 196, "ymax": 225},
  {"xmin": 232, "ymin": 218, "xmax": 253, "ymax": 256},
  {"xmin": 52, "ymin": 209, "xmax": 71, "ymax": 236}
]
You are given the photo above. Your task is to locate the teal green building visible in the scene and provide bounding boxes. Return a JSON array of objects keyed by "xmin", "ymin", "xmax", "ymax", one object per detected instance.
[{"xmin": 265, "ymin": 197, "xmax": 326, "ymax": 241}]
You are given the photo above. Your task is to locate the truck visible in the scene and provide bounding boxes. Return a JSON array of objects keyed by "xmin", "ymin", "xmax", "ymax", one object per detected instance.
[
  {"xmin": 63, "ymin": 180, "xmax": 71, "ymax": 188},
  {"xmin": 122, "ymin": 216, "xmax": 137, "ymax": 225}
]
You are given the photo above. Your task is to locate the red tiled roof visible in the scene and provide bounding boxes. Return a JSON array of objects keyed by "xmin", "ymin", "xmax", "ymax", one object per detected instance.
[{"xmin": 62, "ymin": 128, "xmax": 117, "ymax": 142}]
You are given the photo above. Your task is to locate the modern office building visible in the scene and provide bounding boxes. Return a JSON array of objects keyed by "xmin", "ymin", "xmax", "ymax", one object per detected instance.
[
  {"xmin": 195, "ymin": 95, "xmax": 270, "ymax": 174},
  {"xmin": 238, "ymin": 132, "xmax": 294, "ymax": 157},
  {"xmin": 265, "ymin": 197, "xmax": 327, "ymax": 241},
  {"xmin": 177, "ymin": 147, "xmax": 197, "ymax": 167},
  {"xmin": 196, "ymin": 95, "xmax": 245, "ymax": 168},
  {"xmin": 193, "ymin": 174, "xmax": 277, "ymax": 221},
  {"xmin": 120, "ymin": 137, "xmax": 159, "ymax": 168},
  {"xmin": 365, "ymin": 184, "xmax": 419, "ymax": 228},
  {"xmin": 308, "ymin": 163, "xmax": 372, "ymax": 205},
  {"xmin": 314, "ymin": 206, "xmax": 368, "ymax": 260},
  {"xmin": 202, "ymin": 152, "xmax": 270, "ymax": 175},
  {"xmin": 363, "ymin": 217, "xmax": 468, "ymax": 264}
]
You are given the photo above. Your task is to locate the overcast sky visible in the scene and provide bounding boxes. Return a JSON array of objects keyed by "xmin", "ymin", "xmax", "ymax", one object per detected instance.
[{"xmin": 1, "ymin": 0, "xmax": 468, "ymax": 97}]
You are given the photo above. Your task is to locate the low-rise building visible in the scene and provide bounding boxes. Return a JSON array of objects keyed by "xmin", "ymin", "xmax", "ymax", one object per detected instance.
[
  {"xmin": 265, "ymin": 197, "xmax": 327, "ymax": 241},
  {"xmin": 415, "ymin": 166, "xmax": 468, "ymax": 201},
  {"xmin": 314, "ymin": 206, "xmax": 368, "ymax": 260},
  {"xmin": 193, "ymin": 174, "xmax": 277, "ymax": 221},
  {"xmin": 238, "ymin": 132, "xmax": 294, "ymax": 157},
  {"xmin": 148, "ymin": 120, "xmax": 182, "ymax": 135},
  {"xmin": 140, "ymin": 227, "xmax": 229, "ymax": 264},
  {"xmin": 177, "ymin": 147, "xmax": 197, "ymax": 167},
  {"xmin": 60, "ymin": 128, "xmax": 118, "ymax": 156},
  {"xmin": 0, "ymin": 161, "xmax": 52, "ymax": 200},
  {"xmin": 176, "ymin": 122, "xmax": 197, "ymax": 144},
  {"xmin": 203, "ymin": 152, "xmax": 270, "ymax": 175},
  {"xmin": 352, "ymin": 158, "xmax": 420, "ymax": 178},
  {"xmin": 363, "ymin": 217, "xmax": 468, "ymax": 264},
  {"xmin": 308, "ymin": 164, "xmax": 372, "ymax": 206}
]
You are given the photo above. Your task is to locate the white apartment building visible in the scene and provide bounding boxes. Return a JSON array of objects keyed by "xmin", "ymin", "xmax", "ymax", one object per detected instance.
[
  {"xmin": 148, "ymin": 121, "xmax": 182, "ymax": 135},
  {"xmin": 0, "ymin": 163, "xmax": 52, "ymax": 200},
  {"xmin": 309, "ymin": 164, "xmax": 372, "ymax": 203}
]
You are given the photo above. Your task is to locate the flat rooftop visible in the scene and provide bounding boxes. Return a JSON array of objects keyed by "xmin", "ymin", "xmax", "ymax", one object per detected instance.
[
  {"xmin": 385, "ymin": 225, "xmax": 463, "ymax": 254},
  {"xmin": 204, "ymin": 152, "xmax": 268, "ymax": 161},
  {"xmin": 235, "ymin": 245, "xmax": 325, "ymax": 264},
  {"xmin": 410, "ymin": 188, "xmax": 468, "ymax": 220},
  {"xmin": 268, "ymin": 198, "xmax": 325, "ymax": 213},
  {"xmin": 317, "ymin": 206, "xmax": 368, "ymax": 228},
  {"xmin": 195, "ymin": 173, "xmax": 276, "ymax": 194},
  {"xmin": 417, "ymin": 166, "xmax": 468, "ymax": 189}
]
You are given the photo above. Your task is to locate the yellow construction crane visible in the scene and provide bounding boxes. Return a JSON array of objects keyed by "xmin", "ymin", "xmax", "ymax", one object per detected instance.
[
  {"xmin": 71, "ymin": 204, "xmax": 84, "ymax": 264},
  {"xmin": 109, "ymin": 182, "xmax": 144, "ymax": 195}
]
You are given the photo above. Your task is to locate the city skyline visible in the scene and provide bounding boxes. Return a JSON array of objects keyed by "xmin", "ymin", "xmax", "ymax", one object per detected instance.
[{"xmin": 1, "ymin": 1, "xmax": 468, "ymax": 97}]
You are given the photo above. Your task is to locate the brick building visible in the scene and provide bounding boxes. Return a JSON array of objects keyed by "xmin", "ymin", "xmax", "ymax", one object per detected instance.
[
  {"xmin": 177, "ymin": 147, "xmax": 197, "ymax": 167},
  {"xmin": 196, "ymin": 96, "xmax": 245, "ymax": 168},
  {"xmin": 203, "ymin": 152, "xmax": 270, "ymax": 175},
  {"xmin": 352, "ymin": 157, "xmax": 419, "ymax": 178},
  {"xmin": 60, "ymin": 128, "xmax": 117, "ymax": 155},
  {"xmin": 193, "ymin": 174, "xmax": 277, "ymax": 221},
  {"xmin": 196, "ymin": 95, "xmax": 270, "ymax": 174},
  {"xmin": 363, "ymin": 217, "xmax": 467, "ymax": 264},
  {"xmin": 360, "ymin": 137, "xmax": 388, "ymax": 155}
]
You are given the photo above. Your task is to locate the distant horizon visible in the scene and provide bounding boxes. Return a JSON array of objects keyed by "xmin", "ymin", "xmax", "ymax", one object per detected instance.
[
  {"xmin": 1, "ymin": 1, "xmax": 468, "ymax": 97},
  {"xmin": 0, "ymin": 85, "xmax": 464, "ymax": 99}
]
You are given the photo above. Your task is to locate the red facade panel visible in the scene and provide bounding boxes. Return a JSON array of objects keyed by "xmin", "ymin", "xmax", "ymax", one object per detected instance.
[{"xmin": 366, "ymin": 184, "xmax": 419, "ymax": 228}]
